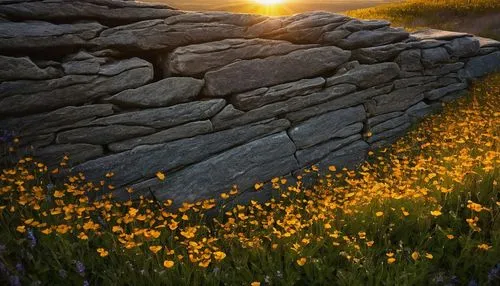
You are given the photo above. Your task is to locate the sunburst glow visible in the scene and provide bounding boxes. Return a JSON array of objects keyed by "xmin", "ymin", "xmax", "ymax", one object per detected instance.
[{"xmin": 254, "ymin": 0, "xmax": 285, "ymax": 5}]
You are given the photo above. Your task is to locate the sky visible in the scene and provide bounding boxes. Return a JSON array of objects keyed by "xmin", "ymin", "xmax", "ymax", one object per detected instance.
[{"xmin": 143, "ymin": 0, "xmax": 402, "ymax": 15}]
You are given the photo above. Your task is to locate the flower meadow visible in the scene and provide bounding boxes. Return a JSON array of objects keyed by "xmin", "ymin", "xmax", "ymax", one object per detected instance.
[{"xmin": 0, "ymin": 73, "xmax": 499, "ymax": 286}]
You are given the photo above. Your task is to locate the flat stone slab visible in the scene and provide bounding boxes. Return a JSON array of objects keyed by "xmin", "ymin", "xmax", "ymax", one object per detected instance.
[
  {"xmin": 56, "ymin": 125, "xmax": 156, "ymax": 145},
  {"xmin": 288, "ymin": 105, "xmax": 366, "ymax": 149},
  {"xmin": 203, "ymin": 47, "xmax": 351, "ymax": 97},
  {"xmin": 92, "ymin": 99, "xmax": 225, "ymax": 129},
  {"xmin": 105, "ymin": 77, "xmax": 204, "ymax": 108},
  {"xmin": 166, "ymin": 38, "xmax": 316, "ymax": 76},
  {"xmin": 326, "ymin": 62, "xmax": 400, "ymax": 89},
  {"xmin": 0, "ymin": 0, "xmax": 181, "ymax": 24},
  {"xmin": 122, "ymin": 132, "xmax": 298, "ymax": 203},
  {"xmin": 411, "ymin": 29, "xmax": 471, "ymax": 41}
]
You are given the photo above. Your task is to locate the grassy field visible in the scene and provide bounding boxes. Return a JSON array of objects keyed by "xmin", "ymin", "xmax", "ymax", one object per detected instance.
[
  {"xmin": 346, "ymin": 0, "xmax": 500, "ymax": 39},
  {"xmin": 1, "ymin": 1, "xmax": 500, "ymax": 285}
]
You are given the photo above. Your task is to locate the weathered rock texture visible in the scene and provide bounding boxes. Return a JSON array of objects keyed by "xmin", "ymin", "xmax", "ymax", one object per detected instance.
[{"xmin": 1, "ymin": 0, "xmax": 500, "ymax": 204}]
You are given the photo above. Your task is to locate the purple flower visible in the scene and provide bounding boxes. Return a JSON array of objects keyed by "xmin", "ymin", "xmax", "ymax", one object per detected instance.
[
  {"xmin": 27, "ymin": 229, "xmax": 37, "ymax": 248},
  {"xmin": 9, "ymin": 276, "xmax": 21, "ymax": 286},
  {"xmin": 15, "ymin": 263, "xmax": 24, "ymax": 274},
  {"xmin": 488, "ymin": 263, "xmax": 500, "ymax": 282},
  {"xmin": 74, "ymin": 260, "xmax": 85, "ymax": 277},
  {"xmin": 83, "ymin": 280, "xmax": 90, "ymax": 286}
]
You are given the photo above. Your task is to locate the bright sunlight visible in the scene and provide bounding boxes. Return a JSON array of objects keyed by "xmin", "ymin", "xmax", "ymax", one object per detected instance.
[{"xmin": 253, "ymin": 0, "xmax": 285, "ymax": 5}]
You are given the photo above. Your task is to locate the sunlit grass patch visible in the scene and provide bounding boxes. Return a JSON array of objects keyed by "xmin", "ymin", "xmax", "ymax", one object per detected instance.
[{"xmin": 0, "ymin": 73, "xmax": 499, "ymax": 285}]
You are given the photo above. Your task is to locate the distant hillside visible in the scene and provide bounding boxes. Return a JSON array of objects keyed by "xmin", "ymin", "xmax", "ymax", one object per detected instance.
[{"xmin": 346, "ymin": 0, "xmax": 500, "ymax": 39}]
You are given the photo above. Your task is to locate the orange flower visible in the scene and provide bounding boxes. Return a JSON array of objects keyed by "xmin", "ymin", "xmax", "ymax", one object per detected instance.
[{"xmin": 163, "ymin": 260, "xmax": 174, "ymax": 268}]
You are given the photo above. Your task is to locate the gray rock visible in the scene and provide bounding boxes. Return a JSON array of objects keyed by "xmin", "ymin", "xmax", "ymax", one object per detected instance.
[
  {"xmin": 477, "ymin": 47, "xmax": 499, "ymax": 56},
  {"xmin": 288, "ymin": 105, "xmax": 365, "ymax": 149},
  {"xmin": 18, "ymin": 134, "xmax": 55, "ymax": 149},
  {"xmin": 0, "ymin": 0, "xmax": 180, "ymax": 24},
  {"xmin": 286, "ymin": 84, "xmax": 393, "ymax": 123},
  {"xmin": 338, "ymin": 19, "xmax": 390, "ymax": 32},
  {"xmin": 320, "ymin": 29, "xmax": 351, "ymax": 44},
  {"xmin": 440, "ymin": 90, "xmax": 468, "ymax": 102},
  {"xmin": 203, "ymin": 47, "xmax": 351, "ymax": 97},
  {"xmin": 56, "ymin": 125, "xmax": 156, "ymax": 145},
  {"xmin": 367, "ymin": 111, "xmax": 404, "ymax": 128},
  {"xmin": 474, "ymin": 36, "xmax": 500, "ymax": 48},
  {"xmin": 0, "ymin": 55, "xmax": 61, "ymax": 81},
  {"xmin": 72, "ymin": 119, "xmax": 291, "ymax": 187},
  {"xmin": 406, "ymin": 39, "xmax": 448, "ymax": 49},
  {"xmin": 0, "ymin": 20, "xmax": 104, "ymax": 51},
  {"xmin": 326, "ymin": 62, "xmax": 400, "ymax": 89},
  {"xmin": 351, "ymin": 43, "xmax": 408, "ymax": 64},
  {"xmin": 396, "ymin": 49, "xmax": 423, "ymax": 71},
  {"xmin": 105, "ymin": 77, "xmax": 204, "ymax": 108},
  {"xmin": 92, "ymin": 99, "xmax": 225, "ymax": 129},
  {"xmin": 165, "ymin": 38, "xmax": 316, "ymax": 76},
  {"xmin": 406, "ymin": 101, "xmax": 437, "ymax": 121},
  {"xmin": 316, "ymin": 140, "xmax": 369, "ymax": 170},
  {"xmin": 34, "ymin": 144, "xmax": 103, "ymax": 167},
  {"xmin": 394, "ymin": 76, "xmax": 438, "ymax": 89},
  {"xmin": 337, "ymin": 27, "xmax": 409, "ymax": 49},
  {"xmin": 132, "ymin": 132, "xmax": 298, "ymax": 203},
  {"xmin": 366, "ymin": 86, "xmax": 426, "ymax": 116},
  {"xmin": 92, "ymin": 19, "xmax": 250, "ymax": 51},
  {"xmin": 445, "ymin": 37, "xmax": 480, "ymax": 58},
  {"xmin": 0, "ymin": 104, "xmax": 114, "ymax": 136},
  {"xmin": 411, "ymin": 29, "xmax": 471, "ymax": 40},
  {"xmin": 164, "ymin": 11, "xmax": 266, "ymax": 26},
  {"xmin": 62, "ymin": 58, "xmax": 102, "ymax": 75},
  {"xmin": 369, "ymin": 114, "xmax": 410, "ymax": 134},
  {"xmin": 231, "ymin": 77, "xmax": 325, "ymax": 111},
  {"xmin": 421, "ymin": 47, "xmax": 451, "ymax": 67},
  {"xmin": 108, "ymin": 120, "xmax": 213, "ymax": 152},
  {"xmin": 296, "ymin": 133, "xmax": 362, "ymax": 167},
  {"xmin": 462, "ymin": 51, "xmax": 500, "ymax": 79},
  {"xmin": 367, "ymin": 122, "xmax": 412, "ymax": 144},
  {"xmin": 0, "ymin": 58, "xmax": 153, "ymax": 116},
  {"xmin": 424, "ymin": 62, "xmax": 464, "ymax": 76},
  {"xmin": 425, "ymin": 82, "xmax": 468, "ymax": 101},
  {"xmin": 212, "ymin": 84, "xmax": 356, "ymax": 129}
]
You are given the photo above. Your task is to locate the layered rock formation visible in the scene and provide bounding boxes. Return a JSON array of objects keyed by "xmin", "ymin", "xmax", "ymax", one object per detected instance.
[{"xmin": 1, "ymin": 0, "xmax": 500, "ymax": 205}]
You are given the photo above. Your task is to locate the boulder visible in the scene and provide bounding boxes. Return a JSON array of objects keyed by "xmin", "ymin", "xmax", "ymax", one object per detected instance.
[
  {"xmin": 203, "ymin": 47, "xmax": 351, "ymax": 97},
  {"xmin": 288, "ymin": 105, "xmax": 366, "ymax": 148},
  {"xmin": 462, "ymin": 51, "xmax": 500, "ymax": 79},
  {"xmin": 108, "ymin": 120, "xmax": 213, "ymax": 152},
  {"xmin": 124, "ymin": 132, "xmax": 298, "ymax": 203},
  {"xmin": 165, "ymin": 38, "xmax": 316, "ymax": 76},
  {"xmin": 421, "ymin": 47, "xmax": 451, "ymax": 67},
  {"xmin": 326, "ymin": 62, "xmax": 400, "ymax": 89},
  {"xmin": 92, "ymin": 99, "xmax": 226, "ymax": 129},
  {"xmin": 72, "ymin": 119, "xmax": 290, "ymax": 187},
  {"xmin": 105, "ymin": 77, "xmax": 204, "ymax": 108},
  {"xmin": 444, "ymin": 37, "xmax": 480, "ymax": 58},
  {"xmin": 395, "ymin": 49, "xmax": 423, "ymax": 71},
  {"xmin": 56, "ymin": 125, "xmax": 156, "ymax": 145}
]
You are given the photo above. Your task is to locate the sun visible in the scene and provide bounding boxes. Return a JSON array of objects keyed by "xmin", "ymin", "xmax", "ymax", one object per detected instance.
[{"xmin": 254, "ymin": 0, "xmax": 285, "ymax": 5}]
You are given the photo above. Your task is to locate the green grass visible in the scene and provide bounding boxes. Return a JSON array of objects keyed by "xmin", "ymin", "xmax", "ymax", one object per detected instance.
[{"xmin": 346, "ymin": 0, "xmax": 500, "ymax": 39}]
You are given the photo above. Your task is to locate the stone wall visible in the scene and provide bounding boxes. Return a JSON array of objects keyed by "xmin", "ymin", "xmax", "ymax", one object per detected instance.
[{"xmin": 1, "ymin": 0, "xmax": 500, "ymax": 204}]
